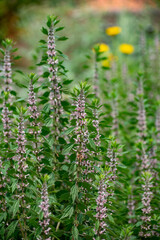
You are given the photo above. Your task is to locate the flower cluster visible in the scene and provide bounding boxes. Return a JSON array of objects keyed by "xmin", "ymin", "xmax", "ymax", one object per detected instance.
[
  {"xmin": 28, "ymin": 80, "xmax": 42, "ymax": 171},
  {"xmin": 3, "ymin": 49, "xmax": 12, "ymax": 92},
  {"xmin": 137, "ymin": 81, "xmax": 147, "ymax": 140},
  {"xmin": 92, "ymin": 109, "xmax": 101, "ymax": 148},
  {"xmin": 95, "ymin": 176, "xmax": 108, "ymax": 236},
  {"xmin": 127, "ymin": 194, "xmax": 136, "ymax": 224},
  {"xmin": 2, "ymin": 103, "xmax": 12, "ymax": 143},
  {"xmin": 74, "ymin": 90, "xmax": 93, "ymax": 180},
  {"xmin": 139, "ymin": 172, "xmax": 153, "ymax": 238},
  {"xmin": 16, "ymin": 117, "xmax": 29, "ymax": 205},
  {"xmin": 47, "ymin": 24, "xmax": 62, "ymax": 140},
  {"xmin": 111, "ymin": 99, "xmax": 119, "ymax": 138},
  {"xmin": 38, "ymin": 182, "xmax": 51, "ymax": 239}
]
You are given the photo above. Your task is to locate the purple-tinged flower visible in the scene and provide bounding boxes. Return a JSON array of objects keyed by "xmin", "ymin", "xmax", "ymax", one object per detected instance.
[
  {"xmin": 3, "ymin": 49, "xmax": 12, "ymax": 92},
  {"xmin": 141, "ymin": 149, "xmax": 150, "ymax": 171},
  {"xmin": 2, "ymin": 102, "xmax": 12, "ymax": 143},
  {"xmin": 106, "ymin": 145, "xmax": 118, "ymax": 208},
  {"xmin": 94, "ymin": 176, "xmax": 108, "ymax": 237},
  {"xmin": 92, "ymin": 109, "xmax": 101, "ymax": 148},
  {"xmin": 139, "ymin": 172, "xmax": 153, "ymax": 238},
  {"xmin": 28, "ymin": 80, "xmax": 42, "ymax": 171},
  {"xmin": 107, "ymin": 146, "xmax": 118, "ymax": 182},
  {"xmin": 137, "ymin": 80, "xmax": 146, "ymax": 140},
  {"xmin": 15, "ymin": 116, "xmax": 29, "ymax": 208},
  {"xmin": 38, "ymin": 182, "xmax": 51, "ymax": 240},
  {"xmin": 28, "ymin": 81, "xmax": 40, "ymax": 123},
  {"xmin": 47, "ymin": 25, "xmax": 62, "ymax": 140},
  {"xmin": 73, "ymin": 90, "xmax": 93, "ymax": 181},
  {"xmin": 111, "ymin": 99, "xmax": 119, "ymax": 138},
  {"xmin": 127, "ymin": 194, "xmax": 136, "ymax": 224}
]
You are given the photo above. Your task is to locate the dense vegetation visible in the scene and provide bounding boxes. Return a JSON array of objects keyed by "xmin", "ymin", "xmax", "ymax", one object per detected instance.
[{"xmin": 0, "ymin": 14, "xmax": 160, "ymax": 240}]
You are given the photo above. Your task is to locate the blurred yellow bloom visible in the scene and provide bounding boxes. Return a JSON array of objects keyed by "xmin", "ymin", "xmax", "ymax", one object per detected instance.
[
  {"xmin": 93, "ymin": 43, "xmax": 109, "ymax": 53},
  {"xmin": 102, "ymin": 54, "xmax": 118, "ymax": 67},
  {"xmin": 99, "ymin": 43, "xmax": 109, "ymax": 52},
  {"xmin": 106, "ymin": 26, "xmax": 121, "ymax": 36},
  {"xmin": 119, "ymin": 44, "xmax": 134, "ymax": 55}
]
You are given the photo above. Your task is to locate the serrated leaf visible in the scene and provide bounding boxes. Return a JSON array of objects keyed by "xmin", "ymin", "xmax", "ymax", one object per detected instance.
[
  {"xmin": 61, "ymin": 127, "xmax": 74, "ymax": 135},
  {"xmin": 89, "ymin": 138, "xmax": 96, "ymax": 150},
  {"xmin": 70, "ymin": 184, "xmax": 78, "ymax": 203},
  {"xmin": 12, "ymin": 200, "xmax": 19, "ymax": 218},
  {"xmin": 108, "ymin": 214, "xmax": 115, "ymax": 223},
  {"xmin": 61, "ymin": 206, "xmax": 74, "ymax": 219},
  {"xmin": 62, "ymin": 144, "xmax": 74, "ymax": 155},
  {"xmin": 7, "ymin": 221, "xmax": 18, "ymax": 238},
  {"xmin": 72, "ymin": 226, "xmax": 79, "ymax": 240}
]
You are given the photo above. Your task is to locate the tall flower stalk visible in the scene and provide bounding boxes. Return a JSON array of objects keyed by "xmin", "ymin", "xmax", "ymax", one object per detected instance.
[
  {"xmin": 47, "ymin": 18, "xmax": 62, "ymax": 144},
  {"xmin": 38, "ymin": 181, "xmax": 51, "ymax": 240},
  {"xmin": 28, "ymin": 74, "xmax": 42, "ymax": 172},
  {"xmin": 139, "ymin": 172, "xmax": 153, "ymax": 238},
  {"xmin": 16, "ymin": 115, "xmax": 29, "ymax": 239},
  {"xmin": 94, "ymin": 174, "xmax": 108, "ymax": 238}
]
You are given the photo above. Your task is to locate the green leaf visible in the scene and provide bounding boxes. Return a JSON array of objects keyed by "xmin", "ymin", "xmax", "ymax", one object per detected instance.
[
  {"xmin": 61, "ymin": 206, "xmax": 74, "ymax": 219},
  {"xmin": 13, "ymin": 56, "xmax": 21, "ymax": 60},
  {"xmin": 39, "ymin": 39, "xmax": 47, "ymax": 44},
  {"xmin": 57, "ymin": 36, "xmax": 68, "ymax": 41},
  {"xmin": 89, "ymin": 138, "xmax": 96, "ymax": 150},
  {"xmin": 61, "ymin": 127, "xmax": 74, "ymax": 135},
  {"xmin": 0, "ymin": 212, "xmax": 7, "ymax": 222},
  {"xmin": 72, "ymin": 226, "xmax": 79, "ymax": 240},
  {"xmin": 7, "ymin": 221, "xmax": 18, "ymax": 238},
  {"xmin": 63, "ymin": 80, "xmax": 73, "ymax": 85},
  {"xmin": 70, "ymin": 184, "xmax": 78, "ymax": 203},
  {"xmin": 108, "ymin": 214, "xmax": 115, "ymax": 223},
  {"xmin": 55, "ymin": 27, "xmax": 64, "ymax": 32},
  {"xmin": 41, "ymin": 27, "xmax": 48, "ymax": 35},
  {"xmin": 62, "ymin": 144, "xmax": 74, "ymax": 155},
  {"xmin": 12, "ymin": 200, "xmax": 19, "ymax": 218},
  {"xmin": 0, "ymin": 48, "xmax": 4, "ymax": 55},
  {"xmin": 47, "ymin": 17, "xmax": 52, "ymax": 28}
]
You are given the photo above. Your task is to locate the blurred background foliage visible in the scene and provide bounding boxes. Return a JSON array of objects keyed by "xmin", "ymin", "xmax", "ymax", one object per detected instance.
[{"xmin": 0, "ymin": 0, "xmax": 160, "ymax": 81}]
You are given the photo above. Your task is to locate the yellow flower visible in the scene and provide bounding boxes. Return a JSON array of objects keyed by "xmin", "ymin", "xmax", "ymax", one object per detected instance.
[
  {"xmin": 93, "ymin": 43, "xmax": 109, "ymax": 53},
  {"xmin": 102, "ymin": 54, "xmax": 118, "ymax": 68},
  {"xmin": 119, "ymin": 44, "xmax": 134, "ymax": 55},
  {"xmin": 106, "ymin": 26, "xmax": 121, "ymax": 36},
  {"xmin": 99, "ymin": 43, "xmax": 109, "ymax": 52}
]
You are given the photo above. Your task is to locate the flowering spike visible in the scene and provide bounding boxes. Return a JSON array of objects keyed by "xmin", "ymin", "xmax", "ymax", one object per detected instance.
[
  {"xmin": 2, "ymin": 102, "xmax": 12, "ymax": 143},
  {"xmin": 3, "ymin": 48, "xmax": 12, "ymax": 92},
  {"xmin": 137, "ymin": 80, "xmax": 147, "ymax": 140},
  {"xmin": 28, "ymin": 79, "xmax": 42, "ymax": 171},
  {"xmin": 139, "ymin": 172, "xmax": 153, "ymax": 238},
  {"xmin": 38, "ymin": 182, "xmax": 51, "ymax": 239},
  {"xmin": 16, "ymin": 116, "xmax": 29, "ymax": 202},
  {"xmin": 127, "ymin": 194, "xmax": 136, "ymax": 224},
  {"xmin": 95, "ymin": 176, "xmax": 108, "ymax": 237},
  {"xmin": 92, "ymin": 108, "xmax": 101, "ymax": 148},
  {"xmin": 74, "ymin": 89, "xmax": 93, "ymax": 179},
  {"xmin": 47, "ymin": 21, "xmax": 62, "ymax": 141},
  {"xmin": 111, "ymin": 99, "xmax": 119, "ymax": 138}
]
